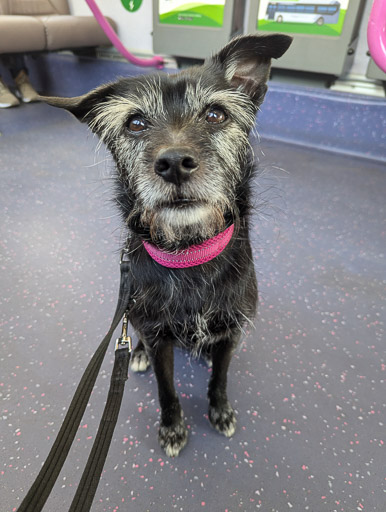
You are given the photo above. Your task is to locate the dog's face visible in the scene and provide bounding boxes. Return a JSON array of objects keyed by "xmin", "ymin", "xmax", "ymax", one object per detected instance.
[{"xmin": 44, "ymin": 35, "xmax": 292, "ymax": 250}]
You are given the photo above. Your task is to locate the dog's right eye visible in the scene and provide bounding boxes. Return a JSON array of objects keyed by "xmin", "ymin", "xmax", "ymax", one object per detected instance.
[{"xmin": 127, "ymin": 115, "xmax": 148, "ymax": 133}]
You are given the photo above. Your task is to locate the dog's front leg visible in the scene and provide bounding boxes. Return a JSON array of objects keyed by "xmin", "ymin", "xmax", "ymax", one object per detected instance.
[
  {"xmin": 208, "ymin": 338, "xmax": 237, "ymax": 437},
  {"xmin": 150, "ymin": 339, "xmax": 188, "ymax": 457}
]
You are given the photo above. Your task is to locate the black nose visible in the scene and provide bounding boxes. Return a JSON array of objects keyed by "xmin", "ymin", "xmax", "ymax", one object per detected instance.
[{"xmin": 154, "ymin": 147, "xmax": 199, "ymax": 185}]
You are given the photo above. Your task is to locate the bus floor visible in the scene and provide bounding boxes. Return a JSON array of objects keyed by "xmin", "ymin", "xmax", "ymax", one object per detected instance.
[{"xmin": 1, "ymin": 88, "xmax": 385, "ymax": 512}]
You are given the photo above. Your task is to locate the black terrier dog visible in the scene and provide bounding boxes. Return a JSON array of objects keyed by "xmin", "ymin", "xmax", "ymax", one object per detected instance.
[{"xmin": 43, "ymin": 34, "xmax": 292, "ymax": 457}]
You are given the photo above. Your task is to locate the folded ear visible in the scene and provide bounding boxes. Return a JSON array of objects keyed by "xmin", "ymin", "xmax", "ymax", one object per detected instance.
[
  {"xmin": 207, "ymin": 34, "xmax": 292, "ymax": 105},
  {"xmin": 39, "ymin": 82, "xmax": 115, "ymax": 124}
]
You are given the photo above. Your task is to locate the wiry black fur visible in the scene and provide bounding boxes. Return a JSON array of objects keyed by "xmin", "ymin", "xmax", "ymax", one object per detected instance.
[{"xmin": 42, "ymin": 34, "xmax": 292, "ymax": 457}]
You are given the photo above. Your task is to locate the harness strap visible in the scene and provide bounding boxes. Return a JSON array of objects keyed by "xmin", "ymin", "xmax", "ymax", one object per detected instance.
[{"xmin": 17, "ymin": 260, "xmax": 132, "ymax": 512}]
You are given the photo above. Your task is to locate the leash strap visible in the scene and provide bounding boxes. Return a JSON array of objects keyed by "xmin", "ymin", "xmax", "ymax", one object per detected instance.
[
  {"xmin": 68, "ymin": 313, "xmax": 132, "ymax": 512},
  {"xmin": 17, "ymin": 260, "xmax": 132, "ymax": 512}
]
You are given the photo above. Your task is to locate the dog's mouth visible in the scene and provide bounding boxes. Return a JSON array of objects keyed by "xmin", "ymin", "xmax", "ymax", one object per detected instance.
[
  {"xmin": 157, "ymin": 197, "xmax": 201, "ymax": 210},
  {"xmin": 170, "ymin": 198, "xmax": 199, "ymax": 208}
]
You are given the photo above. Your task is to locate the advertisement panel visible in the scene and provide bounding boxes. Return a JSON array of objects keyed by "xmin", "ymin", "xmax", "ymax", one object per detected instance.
[
  {"xmin": 159, "ymin": 0, "xmax": 226, "ymax": 27},
  {"xmin": 257, "ymin": 0, "xmax": 350, "ymax": 36}
]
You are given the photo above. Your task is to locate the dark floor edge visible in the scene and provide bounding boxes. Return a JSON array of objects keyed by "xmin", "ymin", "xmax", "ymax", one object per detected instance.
[
  {"xmin": 259, "ymin": 85, "xmax": 385, "ymax": 164},
  {"xmin": 261, "ymin": 133, "xmax": 386, "ymax": 166}
]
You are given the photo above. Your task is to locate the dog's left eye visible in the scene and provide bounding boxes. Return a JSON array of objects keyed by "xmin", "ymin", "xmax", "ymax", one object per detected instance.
[
  {"xmin": 206, "ymin": 107, "xmax": 227, "ymax": 124},
  {"xmin": 127, "ymin": 115, "xmax": 148, "ymax": 132}
]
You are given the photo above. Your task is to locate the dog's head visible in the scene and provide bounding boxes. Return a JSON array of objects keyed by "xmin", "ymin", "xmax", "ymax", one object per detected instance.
[{"xmin": 44, "ymin": 34, "xmax": 291, "ymax": 250}]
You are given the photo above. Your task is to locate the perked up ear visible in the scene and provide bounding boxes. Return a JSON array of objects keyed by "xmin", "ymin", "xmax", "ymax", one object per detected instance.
[
  {"xmin": 38, "ymin": 82, "xmax": 115, "ymax": 125},
  {"xmin": 208, "ymin": 34, "xmax": 293, "ymax": 105}
]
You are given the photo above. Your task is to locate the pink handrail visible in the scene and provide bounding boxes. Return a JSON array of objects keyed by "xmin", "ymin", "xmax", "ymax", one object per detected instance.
[
  {"xmin": 85, "ymin": 0, "xmax": 164, "ymax": 69},
  {"xmin": 367, "ymin": 0, "xmax": 386, "ymax": 73}
]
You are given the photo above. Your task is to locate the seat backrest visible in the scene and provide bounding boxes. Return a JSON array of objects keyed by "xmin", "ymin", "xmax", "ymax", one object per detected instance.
[
  {"xmin": 5, "ymin": 0, "xmax": 70, "ymax": 15},
  {"xmin": 0, "ymin": 0, "xmax": 10, "ymax": 14}
]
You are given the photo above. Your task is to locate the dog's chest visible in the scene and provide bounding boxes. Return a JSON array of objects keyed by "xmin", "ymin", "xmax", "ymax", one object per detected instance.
[
  {"xmin": 131, "ymin": 269, "xmax": 238, "ymax": 346},
  {"xmin": 163, "ymin": 294, "xmax": 226, "ymax": 346}
]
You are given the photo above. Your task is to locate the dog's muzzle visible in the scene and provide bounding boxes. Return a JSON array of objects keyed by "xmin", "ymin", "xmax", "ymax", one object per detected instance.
[{"xmin": 154, "ymin": 146, "xmax": 199, "ymax": 186}]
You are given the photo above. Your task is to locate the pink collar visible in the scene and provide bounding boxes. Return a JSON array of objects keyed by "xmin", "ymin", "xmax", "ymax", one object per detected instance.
[{"xmin": 143, "ymin": 224, "xmax": 234, "ymax": 268}]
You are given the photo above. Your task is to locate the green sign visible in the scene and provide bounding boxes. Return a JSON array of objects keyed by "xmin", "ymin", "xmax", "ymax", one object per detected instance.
[
  {"xmin": 257, "ymin": 0, "xmax": 349, "ymax": 36},
  {"xmin": 121, "ymin": 0, "xmax": 142, "ymax": 13},
  {"xmin": 159, "ymin": 0, "xmax": 226, "ymax": 27}
]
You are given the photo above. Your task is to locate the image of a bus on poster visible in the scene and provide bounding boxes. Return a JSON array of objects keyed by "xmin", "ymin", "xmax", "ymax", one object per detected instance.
[{"xmin": 257, "ymin": 0, "xmax": 349, "ymax": 36}]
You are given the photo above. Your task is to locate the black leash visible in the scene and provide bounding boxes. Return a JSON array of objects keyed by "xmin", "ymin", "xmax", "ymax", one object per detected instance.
[{"xmin": 17, "ymin": 257, "xmax": 132, "ymax": 512}]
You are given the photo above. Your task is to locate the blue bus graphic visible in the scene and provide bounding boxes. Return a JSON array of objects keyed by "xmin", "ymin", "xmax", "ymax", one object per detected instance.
[{"xmin": 265, "ymin": 1, "xmax": 341, "ymax": 25}]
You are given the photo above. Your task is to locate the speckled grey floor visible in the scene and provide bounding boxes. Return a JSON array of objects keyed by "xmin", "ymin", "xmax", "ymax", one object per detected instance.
[{"xmin": 1, "ymin": 92, "xmax": 385, "ymax": 511}]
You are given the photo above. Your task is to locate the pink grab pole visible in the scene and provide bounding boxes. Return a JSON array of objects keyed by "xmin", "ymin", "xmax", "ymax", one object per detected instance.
[
  {"xmin": 367, "ymin": 0, "xmax": 386, "ymax": 73},
  {"xmin": 85, "ymin": 0, "xmax": 164, "ymax": 69}
]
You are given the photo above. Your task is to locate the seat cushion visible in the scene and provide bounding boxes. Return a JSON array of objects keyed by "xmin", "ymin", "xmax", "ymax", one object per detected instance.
[
  {"xmin": 0, "ymin": 16, "xmax": 46, "ymax": 53},
  {"xmin": 38, "ymin": 15, "xmax": 117, "ymax": 50}
]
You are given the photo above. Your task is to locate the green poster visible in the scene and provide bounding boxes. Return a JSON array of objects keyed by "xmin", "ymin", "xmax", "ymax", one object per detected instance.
[
  {"xmin": 159, "ymin": 0, "xmax": 226, "ymax": 27},
  {"xmin": 257, "ymin": 0, "xmax": 349, "ymax": 36}
]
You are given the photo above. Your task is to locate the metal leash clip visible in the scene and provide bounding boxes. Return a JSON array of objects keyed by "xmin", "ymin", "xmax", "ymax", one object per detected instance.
[
  {"xmin": 115, "ymin": 311, "xmax": 132, "ymax": 352},
  {"xmin": 120, "ymin": 247, "xmax": 129, "ymax": 265}
]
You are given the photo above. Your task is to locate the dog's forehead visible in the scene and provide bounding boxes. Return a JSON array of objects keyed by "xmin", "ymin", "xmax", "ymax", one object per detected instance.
[{"xmin": 113, "ymin": 70, "xmax": 252, "ymax": 119}]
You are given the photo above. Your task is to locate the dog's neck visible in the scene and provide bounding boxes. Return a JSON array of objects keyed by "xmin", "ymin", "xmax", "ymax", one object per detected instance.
[{"xmin": 143, "ymin": 224, "xmax": 234, "ymax": 268}]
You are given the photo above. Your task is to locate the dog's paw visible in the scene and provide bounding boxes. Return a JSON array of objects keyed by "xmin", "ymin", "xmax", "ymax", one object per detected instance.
[
  {"xmin": 158, "ymin": 419, "xmax": 188, "ymax": 457},
  {"xmin": 129, "ymin": 347, "xmax": 150, "ymax": 373},
  {"xmin": 208, "ymin": 402, "xmax": 237, "ymax": 437}
]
